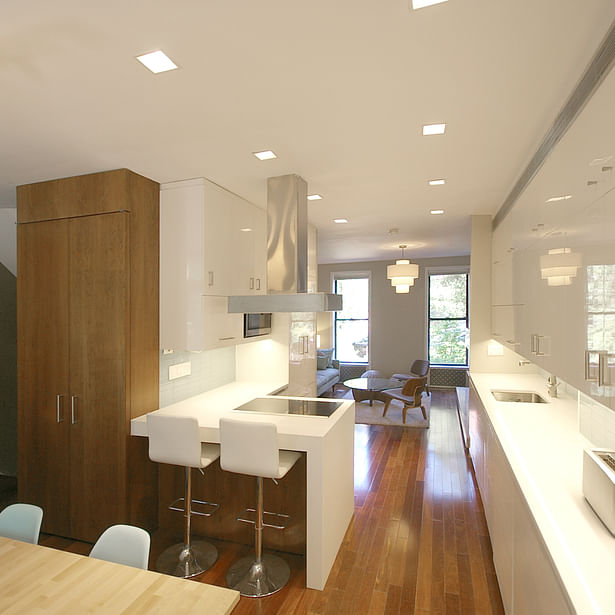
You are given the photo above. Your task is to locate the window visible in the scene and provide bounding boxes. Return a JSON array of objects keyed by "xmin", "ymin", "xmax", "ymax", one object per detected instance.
[
  {"xmin": 428, "ymin": 272, "xmax": 469, "ymax": 366},
  {"xmin": 586, "ymin": 264, "xmax": 615, "ymax": 356},
  {"xmin": 334, "ymin": 276, "xmax": 369, "ymax": 363}
]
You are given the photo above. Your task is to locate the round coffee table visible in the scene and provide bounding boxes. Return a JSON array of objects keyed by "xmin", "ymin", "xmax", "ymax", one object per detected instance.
[{"xmin": 343, "ymin": 377, "xmax": 401, "ymax": 406}]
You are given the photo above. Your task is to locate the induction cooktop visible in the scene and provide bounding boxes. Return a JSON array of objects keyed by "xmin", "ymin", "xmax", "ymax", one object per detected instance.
[{"xmin": 233, "ymin": 397, "xmax": 343, "ymax": 417}]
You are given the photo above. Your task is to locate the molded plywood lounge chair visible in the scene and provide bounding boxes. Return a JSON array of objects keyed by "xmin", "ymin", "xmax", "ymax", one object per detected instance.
[{"xmin": 382, "ymin": 376, "xmax": 430, "ymax": 424}]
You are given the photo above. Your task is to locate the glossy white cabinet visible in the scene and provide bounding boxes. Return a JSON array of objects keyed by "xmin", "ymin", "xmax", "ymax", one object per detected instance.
[
  {"xmin": 160, "ymin": 178, "xmax": 266, "ymax": 350},
  {"xmin": 230, "ymin": 198, "xmax": 267, "ymax": 295},
  {"xmin": 202, "ymin": 296, "xmax": 243, "ymax": 349},
  {"xmin": 492, "ymin": 66, "xmax": 615, "ymax": 409},
  {"xmin": 468, "ymin": 381, "xmax": 572, "ymax": 614}
]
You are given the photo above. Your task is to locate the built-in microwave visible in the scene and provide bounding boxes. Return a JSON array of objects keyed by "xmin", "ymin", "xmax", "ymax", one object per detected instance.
[{"xmin": 243, "ymin": 313, "xmax": 272, "ymax": 338}]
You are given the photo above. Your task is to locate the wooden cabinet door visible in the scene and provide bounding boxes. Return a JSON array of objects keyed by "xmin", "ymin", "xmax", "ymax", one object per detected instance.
[
  {"xmin": 17, "ymin": 219, "xmax": 71, "ymax": 536},
  {"xmin": 67, "ymin": 213, "xmax": 129, "ymax": 541}
]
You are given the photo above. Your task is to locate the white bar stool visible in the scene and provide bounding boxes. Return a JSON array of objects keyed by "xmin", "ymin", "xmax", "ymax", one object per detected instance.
[
  {"xmin": 219, "ymin": 417, "xmax": 301, "ymax": 597},
  {"xmin": 147, "ymin": 414, "xmax": 220, "ymax": 578}
]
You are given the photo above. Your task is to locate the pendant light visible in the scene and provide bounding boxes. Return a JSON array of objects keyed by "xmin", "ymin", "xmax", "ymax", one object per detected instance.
[
  {"xmin": 387, "ymin": 245, "xmax": 419, "ymax": 293},
  {"xmin": 540, "ymin": 248, "xmax": 581, "ymax": 286}
]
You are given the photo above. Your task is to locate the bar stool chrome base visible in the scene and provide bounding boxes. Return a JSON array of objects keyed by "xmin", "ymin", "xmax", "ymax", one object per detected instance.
[
  {"xmin": 226, "ymin": 553, "xmax": 291, "ymax": 597},
  {"xmin": 156, "ymin": 540, "xmax": 218, "ymax": 579}
]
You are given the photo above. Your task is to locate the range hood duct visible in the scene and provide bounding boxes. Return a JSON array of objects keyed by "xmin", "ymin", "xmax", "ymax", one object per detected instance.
[{"xmin": 228, "ymin": 174, "xmax": 342, "ymax": 313}]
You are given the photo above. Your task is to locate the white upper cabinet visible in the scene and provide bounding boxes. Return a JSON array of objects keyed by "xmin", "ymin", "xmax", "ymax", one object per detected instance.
[
  {"xmin": 492, "ymin": 67, "xmax": 615, "ymax": 407},
  {"xmin": 230, "ymin": 198, "xmax": 267, "ymax": 295},
  {"xmin": 160, "ymin": 178, "xmax": 266, "ymax": 350}
]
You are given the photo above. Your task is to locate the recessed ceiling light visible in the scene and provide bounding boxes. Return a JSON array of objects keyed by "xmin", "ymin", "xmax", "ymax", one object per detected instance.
[
  {"xmin": 428, "ymin": 179, "xmax": 446, "ymax": 186},
  {"xmin": 136, "ymin": 50, "xmax": 178, "ymax": 74},
  {"xmin": 546, "ymin": 195, "xmax": 572, "ymax": 203},
  {"xmin": 240, "ymin": 228, "xmax": 253, "ymax": 232},
  {"xmin": 307, "ymin": 194, "xmax": 322, "ymax": 201},
  {"xmin": 411, "ymin": 0, "xmax": 449, "ymax": 10},
  {"xmin": 430, "ymin": 209, "xmax": 445, "ymax": 215},
  {"xmin": 253, "ymin": 150, "xmax": 277, "ymax": 161},
  {"xmin": 422, "ymin": 123, "xmax": 446, "ymax": 136},
  {"xmin": 333, "ymin": 218, "xmax": 348, "ymax": 224}
]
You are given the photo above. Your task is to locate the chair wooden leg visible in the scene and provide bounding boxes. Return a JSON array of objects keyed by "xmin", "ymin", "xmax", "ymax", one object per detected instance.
[
  {"xmin": 402, "ymin": 405, "xmax": 408, "ymax": 424},
  {"xmin": 382, "ymin": 399, "xmax": 392, "ymax": 417}
]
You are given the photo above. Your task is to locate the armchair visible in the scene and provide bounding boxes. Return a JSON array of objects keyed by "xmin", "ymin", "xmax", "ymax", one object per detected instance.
[
  {"xmin": 392, "ymin": 360, "xmax": 430, "ymax": 391},
  {"xmin": 382, "ymin": 376, "xmax": 430, "ymax": 424}
]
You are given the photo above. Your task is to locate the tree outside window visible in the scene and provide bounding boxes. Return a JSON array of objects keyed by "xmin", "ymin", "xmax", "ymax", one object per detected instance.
[
  {"xmin": 428, "ymin": 273, "xmax": 469, "ymax": 366},
  {"xmin": 334, "ymin": 277, "xmax": 369, "ymax": 363}
]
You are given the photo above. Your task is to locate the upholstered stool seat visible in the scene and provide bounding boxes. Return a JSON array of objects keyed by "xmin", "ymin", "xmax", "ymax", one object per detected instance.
[
  {"xmin": 219, "ymin": 417, "xmax": 300, "ymax": 597},
  {"xmin": 147, "ymin": 414, "xmax": 220, "ymax": 578}
]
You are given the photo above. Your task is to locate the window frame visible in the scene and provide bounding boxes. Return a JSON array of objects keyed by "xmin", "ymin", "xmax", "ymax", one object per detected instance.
[
  {"xmin": 425, "ymin": 266, "xmax": 470, "ymax": 367},
  {"xmin": 331, "ymin": 271, "xmax": 371, "ymax": 364}
]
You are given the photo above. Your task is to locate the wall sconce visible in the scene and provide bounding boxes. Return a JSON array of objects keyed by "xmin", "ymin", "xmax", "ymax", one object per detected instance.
[
  {"xmin": 387, "ymin": 244, "xmax": 419, "ymax": 293},
  {"xmin": 540, "ymin": 248, "xmax": 581, "ymax": 286}
]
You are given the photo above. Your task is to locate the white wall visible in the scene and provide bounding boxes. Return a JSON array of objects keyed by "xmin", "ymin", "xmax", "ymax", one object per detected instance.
[
  {"xmin": 0, "ymin": 209, "xmax": 16, "ymax": 275},
  {"xmin": 236, "ymin": 312, "xmax": 290, "ymax": 384},
  {"xmin": 318, "ymin": 255, "xmax": 470, "ymax": 377}
]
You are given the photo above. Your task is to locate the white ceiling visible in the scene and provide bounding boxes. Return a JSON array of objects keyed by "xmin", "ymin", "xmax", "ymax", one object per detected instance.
[{"xmin": 2, "ymin": 1, "xmax": 614, "ymax": 263}]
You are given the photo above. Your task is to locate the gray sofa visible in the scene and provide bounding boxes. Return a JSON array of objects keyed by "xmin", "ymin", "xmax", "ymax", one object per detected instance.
[
  {"xmin": 317, "ymin": 359, "xmax": 340, "ymax": 396},
  {"xmin": 316, "ymin": 348, "xmax": 340, "ymax": 396}
]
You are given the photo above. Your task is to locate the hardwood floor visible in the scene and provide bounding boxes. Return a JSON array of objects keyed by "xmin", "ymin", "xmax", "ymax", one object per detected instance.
[{"xmin": 1, "ymin": 389, "xmax": 504, "ymax": 614}]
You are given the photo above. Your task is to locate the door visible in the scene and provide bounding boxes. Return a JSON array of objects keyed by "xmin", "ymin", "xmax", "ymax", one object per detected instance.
[
  {"xmin": 17, "ymin": 219, "xmax": 71, "ymax": 536},
  {"xmin": 68, "ymin": 213, "xmax": 129, "ymax": 541}
]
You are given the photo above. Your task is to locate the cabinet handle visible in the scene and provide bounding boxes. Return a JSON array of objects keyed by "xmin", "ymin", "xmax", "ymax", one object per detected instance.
[
  {"xmin": 536, "ymin": 335, "xmax": 545, "ymax": 356},
  {"xmin": 598, "ymin": 352, "xmax": 609, "ymax": 387},
  {"xmin": 219, "ymin": 336, "xmax": 235, "ymax": 341},
  {"xmin": 71, "ymin": 396, "xmax": 78, "ymax": 425},
  {"xmin": 585, "ymin": 350, "xmax": 596, "ymax": 381},
  {"xmin": 249, "ymin": 277, "xmax": 254, "ymax": 290},
  {"xmin": 256, "ymin": 278, "xmax": 261, "ymax": 291},
  {"xmin": 208, "ymin": 271, "xmax": 214, "ymax": 287},
  {"xmin": 531, "ymin": 334, "xmax": 546, "ymax": 356},
  {"xmin": 585, "ymin": 350, "xmax": 607, "ymax": 383},
  {"xmin": 56, "ymin": 395, "xmax": 63, "ymax": 423}
]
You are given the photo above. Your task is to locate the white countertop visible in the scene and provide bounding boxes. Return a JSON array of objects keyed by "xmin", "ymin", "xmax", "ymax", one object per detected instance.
[
  {"xmin": 131, "ymin": 380, "xmax": 354, "ymax": 449},
  {"xmin": 470, "ymin": 372, "xmax": 615, "ymax": 615}
]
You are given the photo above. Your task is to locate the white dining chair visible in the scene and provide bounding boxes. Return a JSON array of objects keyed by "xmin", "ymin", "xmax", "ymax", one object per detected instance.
[
  {"xmin": 0, "ymin": 503, "xmax": 43, "ymax": 544},
  {"xmin": 89, "ymin": 524, "xmax": 151, "ymax": 570}
]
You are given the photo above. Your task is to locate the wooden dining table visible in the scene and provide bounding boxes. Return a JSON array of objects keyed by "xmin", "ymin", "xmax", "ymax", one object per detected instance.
[{"xmin": 0, "ymin": 537, "xmax": 239, "ymax": 614}]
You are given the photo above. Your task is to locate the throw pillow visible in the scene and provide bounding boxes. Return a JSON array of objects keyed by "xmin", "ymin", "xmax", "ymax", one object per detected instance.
[
  {"xmin": 317, "ymin": 356, "xmax": 329, "ymax": 370},
  {"xmin": 317, "ymin": 347, "xmax": 334, "ymax": 367}
]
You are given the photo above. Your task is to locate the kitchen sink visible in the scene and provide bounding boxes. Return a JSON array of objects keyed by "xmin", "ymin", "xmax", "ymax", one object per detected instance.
[{"xmin": 491, "ymin": 390, "xmax": 548, "ymax": 403}]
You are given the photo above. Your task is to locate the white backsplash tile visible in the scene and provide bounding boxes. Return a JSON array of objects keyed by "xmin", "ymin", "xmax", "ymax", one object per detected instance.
[{"xmin": 159, "ymin": 347, "xmax": 235, "ymax": 407}]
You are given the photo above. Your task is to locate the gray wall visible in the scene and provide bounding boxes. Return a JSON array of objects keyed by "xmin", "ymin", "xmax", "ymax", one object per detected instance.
[
  {"xmin": 318, "ymin": 255, "xmax": 470, "ymax": 378},
  {"xmin": 0, "ymin": 263, "xmax": 17, "ymax": 476}
]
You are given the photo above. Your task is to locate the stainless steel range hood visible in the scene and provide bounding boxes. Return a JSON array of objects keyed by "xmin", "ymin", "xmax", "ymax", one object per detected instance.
[{"xmin": 228, "ymin": 174, "xmax": 342, "ymax": 313}]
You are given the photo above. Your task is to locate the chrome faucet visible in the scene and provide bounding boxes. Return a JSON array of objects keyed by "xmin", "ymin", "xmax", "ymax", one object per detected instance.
[{"xmin": 547, "ymin": 374, "xmax": 560, "ymax": 398}]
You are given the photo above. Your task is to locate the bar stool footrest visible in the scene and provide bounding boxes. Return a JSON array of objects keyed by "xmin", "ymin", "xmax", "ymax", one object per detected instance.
[
  {"xmin": 169, "ymin": 498, "xmax": 219, "ymax": 517},
  {"xmin": 237, "ymin": 508, "xmax": 291, "ymax": 530}
]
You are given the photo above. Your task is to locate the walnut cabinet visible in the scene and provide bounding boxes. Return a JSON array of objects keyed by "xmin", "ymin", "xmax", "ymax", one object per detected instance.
[{"xmin": 17, "ymin": 169, "xmax": 159, "ymax": 542}]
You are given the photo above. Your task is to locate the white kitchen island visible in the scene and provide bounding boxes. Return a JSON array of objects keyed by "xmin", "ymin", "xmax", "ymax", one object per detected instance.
[{"xmin": 131, "ymin": 381, "xmax": 355, "ymax": 591}]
